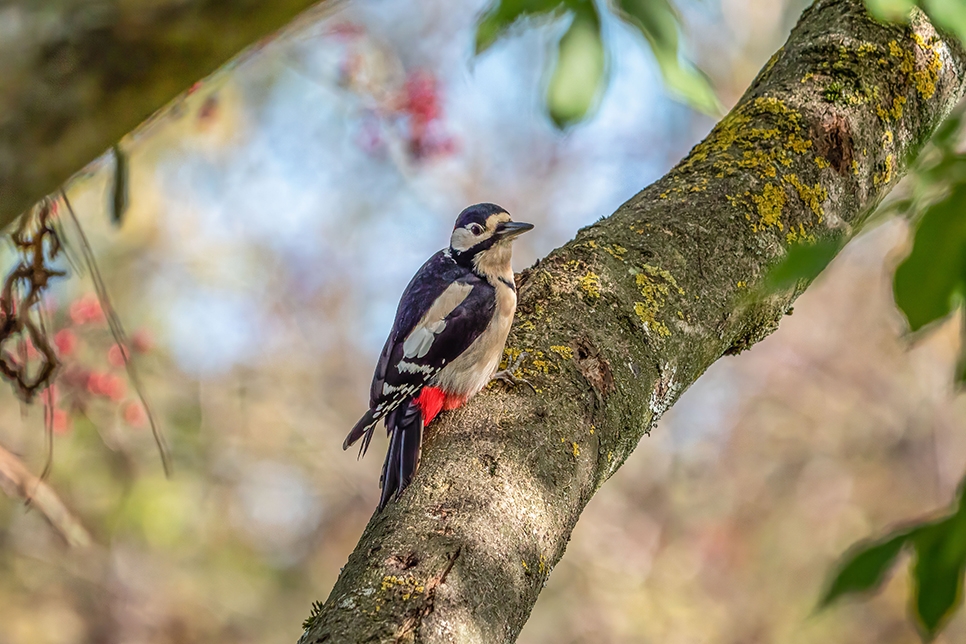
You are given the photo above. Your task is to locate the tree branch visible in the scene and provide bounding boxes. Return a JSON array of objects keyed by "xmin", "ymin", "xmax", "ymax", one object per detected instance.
[
  {"xmin": 300, "ymin": 1, "xmax": 966, "ymax": 642},
  {"xmin": 0, "ymin": 0, "xmax": 332, "ymax": 231},
  {"xmin": 0, "ymin": 441, "xmax": 92, "ymax": 548}
]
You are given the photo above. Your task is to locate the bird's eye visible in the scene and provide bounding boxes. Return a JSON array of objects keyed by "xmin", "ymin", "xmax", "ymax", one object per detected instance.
[{"xmin": 469, "ymin": 224, "xmax": 485, "ymax": 235}]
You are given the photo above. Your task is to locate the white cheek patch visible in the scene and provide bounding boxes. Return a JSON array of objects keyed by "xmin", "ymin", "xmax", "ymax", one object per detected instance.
[
  {"xmin": 450, "ymin": 228, "xmax": 475, "ymax": 252},
  {"xmin": 450, "ymin": 226, "xmax": 496, "ymax": 252}
]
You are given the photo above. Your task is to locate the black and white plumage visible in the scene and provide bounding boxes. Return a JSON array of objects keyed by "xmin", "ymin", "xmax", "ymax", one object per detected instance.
[{"xmin": 343, "ymin": 203, "xmax": 533, "ymax": 510}]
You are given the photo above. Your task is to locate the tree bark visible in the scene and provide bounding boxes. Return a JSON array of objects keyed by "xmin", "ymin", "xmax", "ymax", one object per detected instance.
[
  {"xmin": 299, "ymin": 1, "xmax": 966, "ymax": 642},
  {"xmin": 0, "ymin": 0, "xmax": 329, "ymax": 231}
]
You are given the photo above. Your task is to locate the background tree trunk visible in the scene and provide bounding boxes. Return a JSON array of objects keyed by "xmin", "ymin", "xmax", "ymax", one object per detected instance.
[
  {"xmin": 299, "ymin": 1, "xmax": 966, "ymax": 642},
  {"xmin": 0, "ymin": 0, "xmax": 329, "ymax": 230}
]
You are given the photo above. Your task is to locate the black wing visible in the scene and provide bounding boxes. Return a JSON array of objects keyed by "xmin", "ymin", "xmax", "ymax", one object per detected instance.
[
  {"xmin": 369, "ymin": 250, "xmax": 495, "ymax": 412},
  {"xmin": 343, "ymin": 251, "xmax": 494, "ymax": 454}
]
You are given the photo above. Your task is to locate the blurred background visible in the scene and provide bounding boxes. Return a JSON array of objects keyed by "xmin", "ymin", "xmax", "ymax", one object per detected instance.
[{"xmin": 1, "ymin": 0, "xmax": 965, "ymax": 642}]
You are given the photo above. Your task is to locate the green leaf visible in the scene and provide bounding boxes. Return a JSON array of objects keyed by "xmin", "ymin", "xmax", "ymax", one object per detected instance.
[
  {"xmin": 766, "ymin": 238, "xmax": 842, "ymax": 290},
  {"xmin": 864, "ymin": 0, "xmax": 966, "ymax": 48},
  {"xmin": 820, "ymin": 531, "xmax": 911, "ymax": 608},
  {"xmin": 922, "ymin": 0, "xmax": 966, "ymax": 47},
  {"xmin": 546, "ymin": 5, "xmax": 606, "ymax": 127},
  {"xmin": 955, "ymin": 342, "xmax": 966, "ymax": 387},
  {"xmin": 475, "ymin": 0, "xmax": 574, "ymax": 54},
  {"xmin": 893, "ymin": 183, "xmax": 966, "ymax": 332},
  {"xmin": 617, "ymin": 0, "xmax": 678, "ymax": 53},
  {"xmin": 957, "ymin": 314, "xmax": 966, "ymax": 388},
  {"xmin": 864, "ymin": 0, "xmax": 917, "ymax": 23},
  {"xmin": 928, "ymin": 110, "xmax": 964, "ymax": 156},
  {"xmin": 910, "ymin": 516, "xmax": 966, "ymax": 639},
  {"xmin": 475, "ymin": 0, "xmax": 719, "ymax": 123},
  {"xmin": 821, "ymin": 477, "xmax": 966, "ymax": 639},
  {"xmin": 616, "ymin": 0, "xmax": 721, "ymax": 115}
]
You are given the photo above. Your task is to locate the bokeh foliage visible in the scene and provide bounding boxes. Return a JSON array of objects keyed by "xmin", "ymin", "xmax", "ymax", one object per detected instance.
[
  {"xmin": 751, "ymin": 11, "xmax": 966, "ymax": 639},
  {"xmin": 816, "ymin": 108, "xmax": 966, "ymax": 642},
  {"xmin": 822, "ymin": 477, "xmax": 966, "ymax": 640},
  {"xmin": 475, "ymin": 0, "xmax": 720, "ymax": 126},
  {"xmin": 866, "ymin": 0, "xmax": 966, "ymax": 45}
]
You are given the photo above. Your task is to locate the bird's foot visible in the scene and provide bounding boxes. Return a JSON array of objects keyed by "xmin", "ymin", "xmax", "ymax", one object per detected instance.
[{"xmin": 492, "ymin": 352, "xmax": 536, "ymax": 392}]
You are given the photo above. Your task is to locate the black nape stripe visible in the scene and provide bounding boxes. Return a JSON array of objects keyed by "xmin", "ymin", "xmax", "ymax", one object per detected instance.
[{"xmin": 498, "ymin": 276, "xmax": 515, "ymax": 291}]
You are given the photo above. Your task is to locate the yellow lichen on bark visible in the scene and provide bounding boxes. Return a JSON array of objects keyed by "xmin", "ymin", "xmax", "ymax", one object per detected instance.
[
  {"xmin": 751, "ymin": 183, "xmax": 788, "ymax": 231},
  {"xmin": 631, "ymin": 265, "xmax": 684, "ymax": 338}
]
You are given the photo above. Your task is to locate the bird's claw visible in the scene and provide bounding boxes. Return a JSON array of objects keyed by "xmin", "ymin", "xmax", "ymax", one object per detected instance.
[{"xmin": 492, "ymin": 352, "xmax": 537, "ymax": 392}]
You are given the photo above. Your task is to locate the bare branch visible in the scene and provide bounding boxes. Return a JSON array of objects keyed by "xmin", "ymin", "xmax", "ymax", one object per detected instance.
[{"xmin": 0, "ymin": 441, "xmax": 92, "ymax": 548}]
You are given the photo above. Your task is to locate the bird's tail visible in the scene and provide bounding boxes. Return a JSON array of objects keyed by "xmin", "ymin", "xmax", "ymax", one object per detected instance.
[
  {"xmin": 343, "ymin": 408, "xmax": 380, "ymax": 457},
  {"xmin": 378, "ymin": 397, "xmax": 423, "ymax": 511}
]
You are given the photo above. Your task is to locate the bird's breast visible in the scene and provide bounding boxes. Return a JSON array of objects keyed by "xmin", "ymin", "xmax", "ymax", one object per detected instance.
[{"xmin": 434, "ymin": 282, "xmax": 516, "ymax": 397}]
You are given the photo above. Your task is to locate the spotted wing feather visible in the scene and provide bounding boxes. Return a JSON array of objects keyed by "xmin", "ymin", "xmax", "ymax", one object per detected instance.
[{"xmin": 343, "ymin": 251, "xmax": 496, "ymax": 451}]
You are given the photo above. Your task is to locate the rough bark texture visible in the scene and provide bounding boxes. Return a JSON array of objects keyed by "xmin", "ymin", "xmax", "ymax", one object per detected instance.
[
  {"xmin": 0, "ymin": 0, "xmax": 327, "ymax": 231},
  {"xmin": 300, "ymin": 1, "xmax": 966, "ymax": 642}
]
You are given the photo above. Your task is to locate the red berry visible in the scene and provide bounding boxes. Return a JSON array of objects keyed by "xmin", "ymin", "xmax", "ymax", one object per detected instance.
[
  {"xmin": 107, "ymin": 344, "xmax": 129, "ymax": 367},
  {"xmin": 105, "ymin": 375, "xmax": 127, "ymax": 402},
  {"xmin": 54, "ymin": 329, "xmax": 77, "ymax": 357},
  {"xmin": 69, "ymin": 294, "xmax": 105, "ymax": 325},
  {"xmin": 52, "ymin": 409, "xmax": 71, "ymax": 435},
  {"xmin": 405, "ymin": 71, "xmax": 440, "ymax": 126},
  {"xmin": 123, "ymin": 402, "xmax": 147, "ymax": 427},
  {"xmin": 87, "ymin": 371, "xmax": 107, "ymax": 396}
]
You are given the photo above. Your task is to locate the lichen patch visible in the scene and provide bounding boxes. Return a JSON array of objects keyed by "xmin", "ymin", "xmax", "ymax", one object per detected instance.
[
  {"xmin": 750, "ymin": 182, "xmax": 787, "ymax": 231},
  {"xmin": 631, "ymin": 265, "xmax": 684, "ymax": 337},
  {"xmin": 579, "ymin": 272, "xmax": 601, "ymax": 300}
]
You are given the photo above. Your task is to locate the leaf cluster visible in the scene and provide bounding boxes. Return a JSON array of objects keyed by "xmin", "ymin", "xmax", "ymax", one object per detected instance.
[
  {"xmin": 474, "ymin": 0, "xmax": 720, "ymax": 127},
  {"xmin": 821, "ymin": 477, "xmax": 966, "ymax": 640},
  {"xmin": 878, "ymin": 111, "xmax": 966, "ymax": 390},
  {"xmin": 766, "ymin": 112, "xmax": 966, "ymax": 360},
  {"xmin": 811, "ymin": 112, "xmax": 966, "ymax": 641},
  {"xmin": 866, "ymin": 0, "xmax": 966, "ymax": 45}
]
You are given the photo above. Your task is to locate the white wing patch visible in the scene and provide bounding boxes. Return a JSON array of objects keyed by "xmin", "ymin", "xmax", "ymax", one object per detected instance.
[
  {"xmin": 381, "ymin": 381, "xmax": 419, "ymax": 398},
  {"xmin": 397, "ymin": 360, "xmax": 436, "ymax": 375},
  {"xmin": 403, "ymin": 320, "xmax": 446, "ymax": 359},
  {"xmin": 401, "ymin": 281, "xmax": 472, "ymax": 360}
]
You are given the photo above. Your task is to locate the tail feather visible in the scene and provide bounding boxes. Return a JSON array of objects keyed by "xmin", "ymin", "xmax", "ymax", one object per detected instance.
[
  {"xmin": 343, "ymin": 409, "xmax": 379, "ymax": 455},
  {"xmin": 378, "ymin": 399, "xmax": 424, "ymax": 511},
  {"xmin": 398, "ymin": 404, "xmax": 423, "ymax": 491}
]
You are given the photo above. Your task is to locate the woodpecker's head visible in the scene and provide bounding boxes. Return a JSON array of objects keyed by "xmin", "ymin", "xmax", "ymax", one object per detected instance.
[{"xmin": 449, "ymin": 203, "xmax": 533, "ymax": 280}]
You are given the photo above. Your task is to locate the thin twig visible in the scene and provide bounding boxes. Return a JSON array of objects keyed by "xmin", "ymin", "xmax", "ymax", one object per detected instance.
[
  {"xmin": 60, "ymin": 190, "xmax": 172, "ymax": 477},
  {"xmin": 0, "ymin": 440, "xmax": 91, "ymax": 548},
  {"xmin": 38, "ymin": 309, "xmax": 54, "ymax": 483}
]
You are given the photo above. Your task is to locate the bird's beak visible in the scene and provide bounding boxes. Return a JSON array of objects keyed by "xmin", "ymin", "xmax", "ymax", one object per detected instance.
[{"xmin": 497, "ymin": 221, "xmax": 534, "ymax": 238}]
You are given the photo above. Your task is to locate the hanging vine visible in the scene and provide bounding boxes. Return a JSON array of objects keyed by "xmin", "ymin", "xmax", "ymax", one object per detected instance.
[{"xmin": 0, "ymin": 198, "xmax": 65, "ymax": 402}]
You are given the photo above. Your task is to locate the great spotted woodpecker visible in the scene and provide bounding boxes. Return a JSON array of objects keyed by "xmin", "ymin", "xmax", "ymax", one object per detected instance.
[{"xmin": 343, "ymin": 203, "xmax": 533, "ymax": 510}]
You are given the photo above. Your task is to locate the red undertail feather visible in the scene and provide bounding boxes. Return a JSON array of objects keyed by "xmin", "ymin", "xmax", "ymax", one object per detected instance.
[{"xmin": 415, "ymin": 387, "xmax": 467, "ymax": 425}]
